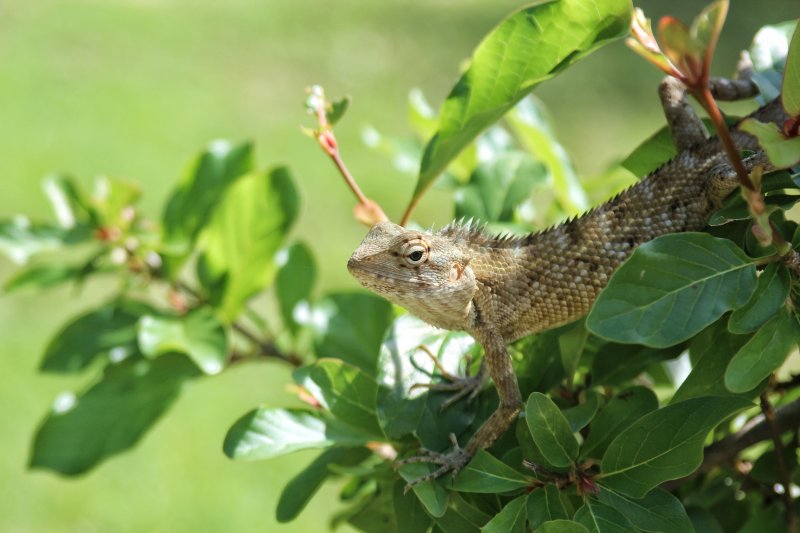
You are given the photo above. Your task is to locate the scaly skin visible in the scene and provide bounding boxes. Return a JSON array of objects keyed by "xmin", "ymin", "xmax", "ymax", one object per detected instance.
[{"xmin": 347, "ymin": 79, "xmax": 787, "ymax": 486}]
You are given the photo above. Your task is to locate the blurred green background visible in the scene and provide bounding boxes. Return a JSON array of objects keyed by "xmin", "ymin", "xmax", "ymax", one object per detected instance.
[{"xmin": 0, "ymin": 0, "xmax": 796, "ymax": 531}]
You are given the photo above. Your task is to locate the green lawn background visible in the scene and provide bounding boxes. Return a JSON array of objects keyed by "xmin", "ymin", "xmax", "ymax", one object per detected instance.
[{"xmin": 0, "ymin": 0, "xmax": 794, "ymax": 531}]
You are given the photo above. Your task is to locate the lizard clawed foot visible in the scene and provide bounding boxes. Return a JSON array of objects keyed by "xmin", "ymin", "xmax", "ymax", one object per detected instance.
[
  {"xmin": 396, "ymin": 433, "xmax": 473, "ymax": 492},
  {"xmin": 409, "ymin": 345, "xmax": 486, "ymax": 409}
]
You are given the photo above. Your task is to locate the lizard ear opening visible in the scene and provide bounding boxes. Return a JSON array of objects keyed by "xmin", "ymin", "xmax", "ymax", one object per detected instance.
[{"xmin": 449, "ymin": 263, "xmax": 464, "ymax": 283}]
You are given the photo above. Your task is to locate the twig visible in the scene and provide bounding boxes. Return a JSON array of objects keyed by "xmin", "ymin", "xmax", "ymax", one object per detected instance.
[
  {"xmin": 306, "ymin": 86, "xmax": 388, "ymax": 227},
  {"xmin": 760, "ymin": 391, "xmax": 797, "ymax": 533},
  {"xmin": 174, "ymin": 280, "xmax": 302, "ymax": 367},
  {"xmin": 231, "ymin": 322, "xmax": 303, "ymax": 367}
]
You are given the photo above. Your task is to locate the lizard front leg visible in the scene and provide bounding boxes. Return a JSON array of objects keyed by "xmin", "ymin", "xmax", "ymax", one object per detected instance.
[{"xmin": 399, "ymin": 303, "xmax": 522, "ymax": 487}]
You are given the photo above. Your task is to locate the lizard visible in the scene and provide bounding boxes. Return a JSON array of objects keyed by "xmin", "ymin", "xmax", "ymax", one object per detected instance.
[{"xmin": 347, "ymin": 71, "xmax": 789, "ymax": 487}]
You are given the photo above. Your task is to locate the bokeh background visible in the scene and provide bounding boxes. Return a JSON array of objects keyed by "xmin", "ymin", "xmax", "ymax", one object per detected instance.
[{"xmin": 1, "ymin": 0, "xmax": 796, "ymax": 531}]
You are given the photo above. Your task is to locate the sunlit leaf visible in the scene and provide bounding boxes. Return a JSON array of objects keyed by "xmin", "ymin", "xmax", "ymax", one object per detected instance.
[
  {"xmin": 782, "ymin": 22, "xmax": 800, "ymax": 115},
  {"xmin": 275, "ymin": 241, "xmax": 317, "ymax": 335},
  {"xmin": 198, "ymin": 166, "xmax": 299, "ymax": 321},
  {"xmin": 739, "ymin": 118, "xmax": 800, "ymax": 168},
  {"xmin": 138, "ymin": 307, "xmax": 228, "ymax": 375},
  {"xmin": 413, "ymin": 0, "xmax": 631, "ymax": 203},
  {"xmin": 223, "ymin": 407, "xmax": 373, "ymax": 461}
]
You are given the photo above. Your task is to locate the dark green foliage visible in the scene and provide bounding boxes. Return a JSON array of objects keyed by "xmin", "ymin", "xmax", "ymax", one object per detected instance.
[{"xmin": 5, "ymin": 4, "xmax": 800, "ymax": 532}]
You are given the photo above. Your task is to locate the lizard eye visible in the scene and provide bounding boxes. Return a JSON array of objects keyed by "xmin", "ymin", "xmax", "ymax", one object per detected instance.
[{"xmin": 403, "ymin": 244, "xmax": 428, "ymax": 265}]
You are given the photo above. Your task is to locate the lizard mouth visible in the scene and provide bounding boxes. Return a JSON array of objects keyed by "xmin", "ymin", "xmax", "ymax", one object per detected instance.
[{"xmin": 347, "ymin": 258, "xmax": 430, "ymax": 288}]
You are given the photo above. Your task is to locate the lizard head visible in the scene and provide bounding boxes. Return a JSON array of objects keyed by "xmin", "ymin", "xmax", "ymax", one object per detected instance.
[{"xmin": 347, "ymin": 221, "xmax": 477, "ymax": 329}]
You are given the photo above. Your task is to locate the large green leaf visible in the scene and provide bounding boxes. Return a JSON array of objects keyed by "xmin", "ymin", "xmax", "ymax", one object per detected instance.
[
  {"xmin": 598, "ymin": 486, "xmax": 693, "ymax": 533},
  {"xmin": 137, "ymin": 307, "xmax": 228, "ymax": 375},
  {"xmin": 222, "ymin": 407, "xmax": 373, "ymax": 461},
  {"xmin": 450, "ymin": 449, "xmax": 530, "ymax": 493},
  {"xmin": 413, "ymin": 0, "xmax": 631, "ymax": 201},
  {"xmin": 293, "ymin": 359, "xmax": 383, "ymax": 438},
  {"xmin": 42, "ymin": 174, "xmax": 96, "ymax": 228},
  {"xmin": 728, "ymin": 263, "xmax": 790, "ymax": 334},
  {"xmin": 162, "ymin": 140, "xmax": 253, "ymax": 257},
  {"xmin": 525, "ymin": 392, "xmax": 579, "ymax": 468},
  {"xmin": 574, "ymin": 500, "xmax": 634, "ymax": 532},
  {"xmin": 197, "ymin": 166, "xmax": 299, "ymax": 321},
  {"xmin": 590, "ymin": 342, "xmax": 684, "ymax": 386},
  {"xmin": 276, "ymin": 447, "xmax": 370, "ymax": 523},
  {"xmin": 482, "ymin": 494, "xmax": 527, "ymax": 533},
  {"xmin": 392, "ymin": 480, "xmax": 433, "ymax": 533},
  {"xmin": 311, "ymin": 292, "xmax": 393, "ymax": 377},
  {"xmin": 725, "ymin": 309, "xmax": 799, "ymax": 393},
  {"xmin": 275, "ymin": 241, "xmax": 317, "ymax": 335},
  {"xmin": 432, "ymin": 493, "xmax": 490, "ymax": 533},
  {"xmin": 40, "ymin": 300, "xmax": 151, "ymax": 373},
  {"xmin": 581, "ymin": 386, "xmax": 659, "ymax": 461},
  {"xmin": 600, "ymin": 396, "xmax": 751, "ymax": 497},
  {"xmin": 30, "ymin": 354, "xmax": 198, "ymax": 475},
  {"xmin": 587, "ymin": 233, "xmax": 757, "ymax": 348}
]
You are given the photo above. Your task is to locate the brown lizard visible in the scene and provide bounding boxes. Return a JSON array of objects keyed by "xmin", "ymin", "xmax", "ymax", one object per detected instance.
[{"xmin": 347, "ymin": 72, "xmax": 788, "ymax": 486}]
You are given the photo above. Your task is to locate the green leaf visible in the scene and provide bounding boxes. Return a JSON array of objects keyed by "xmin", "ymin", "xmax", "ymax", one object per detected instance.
[
  {"xmin": 527, "ymin": 486, "xmax": 569, "ymax": 529},
  {"xmin": 562, "ymin": 390, "xmax": 601, "ymax": 433},
  {"xmin": 728, "ymin": 263, "xmax": 790, "ymax": 334},
  {"xmin": 311, "ymin": 292, "xmax": 393, "ymax": 377},
  {"xmin": 590, "ymin": 342, "xmax": 684, "ymax": 386},
  {"xmin": 276, "ymin": 447, "xmax": 370, "ymax": 523},
  {"xmin": 162, "ymin": 140, "xmax": 253, "ymax": 256},
  {"xmin": 538, "ymin": 520, "xmax": 591, "ymax": 533},
  {"xmin": 582, "ymin": 387, "xmax": 659, "ymax": 460},
  {"xmin": 392, "ymin": 480, "xmax": 433, "ymax": 533},
  {"xmin": 598, "ymin": 486, "xmax": 694, "ymax": 533},
  {"xmin": 481, "ymin": 494, "xmax": 527, "ymax": 533},
  {"xmin": 672, "ymin": 321, "xmax": 755, "ymax": 403},
  {"xmin": 275, "ymin": 242, "xmax": 317, "ymax": 335},
  {"xmin": 413, "ymin": 0, "xmax": 631, "ymax": 202},
  {"xmin": 621, "ymin": 119, "xmax": 718, "ymax": 178},
  {"xmin": 739, "ymin": 118, "xmax": 800, "ymax": 168},
  {"xmin": 574, "ymin": 500, "xmax": 635, "ymax": 533},
  {"xmin": 4, "ymin": 263, "xmax": 83, "ymax": 293},
  {"xmin": 725, "ymin": 309, "xmax": 799, "ymax": 393},
  {"xmin": 558, "ymin": 319, "xmax": 588, "ymax": 385},
  {"xmin": 587, "ymin": 233, "xmax": 757, "ymax": 348},
  {"xmin": 507, "ymin": 97, "xmax": 587, "ymax": 213},
  {"xmin": 600, "ymin": 396, "xmax": 752, "ymax": 497},
  {"xmin": 40, "ymin": 300, "xmax": 151, "ymax": 373},
  {"xmin": 137, "ymin": 308, "xmax": 228, "ymax": 375},
  {"xmin": 30, "ymin": 354, "xmax": 198, "ymax": 475},
  {"xmin": 327, "ymin": 96, "xmax": 351, "ymax": 126},
  {"xmin": 222, "ymin": 407, "xmax": 372, "ymax": 461},
  {"xmin": 293, "ymin": 359, "xmax": 383, "ymax": 438},
  {"xmin": 782, "ymin": 22, "xmax": 800, "ymax": 116},
  {"xmin": 454, "ymin": 151, "xmax": 546, "ymax": 223},
  {"xmin": 42, "ymin": 174, "xmax": 95, "ymax": 228},
  {"xmin": 451, "ymin": 449, "xmax": 530, "ymax": 493},
  {"xmin": 198, "ymin": 166, "xmax": 299, "ymax": 321},
  {"xmin": 525, "ymin": 392, "xmax": 579, "ymax": 468},
  {"xmin": 0, "ymin": 217, "xmax": 89, "ymax": 264},
  {"xmin": 398, "ymin": 463, "xmax": 450, "ymax": 518},
  {"xmin": 433, "ymin": 493, "xmax": 491, "ymax": 533}
]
